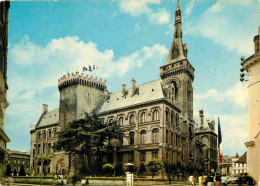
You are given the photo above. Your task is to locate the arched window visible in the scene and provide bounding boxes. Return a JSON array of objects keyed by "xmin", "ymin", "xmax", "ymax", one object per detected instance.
[
  {"xmin": 53, "ymin": 129, "xmax": 56, "ymax": 138},
  {"xmin": 166, "ymin": 110, "xmax": 169, "ymax": 122},
  {"xmin": 48, "ymin": 143, "xmax": 51, "ymax": 153},
  {"xmin": 129, "ymin": 115, "xmax": 135, "ymax": 125},
  {"xmin": 43, "ymin": 131, "xmax": 46, "ymax": 139},
  {"xmin": 140, "ymin": 112, "xmax": 147, "ymax": 123},
  {"xmin": 153, "ymin": 110, "xmax": 159, "ymax": 121},
  {"xmin": 43, "ymin": 143, "xmax": 45, "ymax": 154},
  {"xmin": 129, "ymin": 131, "xmax": 135, "ymax": 145},
  {"xmin": 166, "ymin": 129, "xmax": 169, "ymax": 143},
  {"xmin": 118, "ymin": 117, "xmax": 124, "ymax": 126},
  {"xmin": 108, "ymin": 118, "xmax": 114, "ymax": 123},
  {"xmin": 38, "ymin": 144, "xmax": 41, "ymax": 154},
  {"xmin": 37, "ymin": 132, "xmax": 41, "ymax": 140},
  {"xmin": 176, "ymin": 114, "xmax": 179, "ymax": 126},
  {"xmin": 48, "ymin": 130, "xmax": 52, "ymax": 138},
  {"xmin": 171, "ymin": 132, "xmax": 174, "ymax": 145},
  {"xmin": 152, "ymin": 128, "xmax": 159, "ymax": 143},
  {"xmin": 171, "ymin": 111, "xmax": 174, "ymax": 124},
  {"xmin": 140, "ymin": 130, "xmax": 146, "ymax": 144}
]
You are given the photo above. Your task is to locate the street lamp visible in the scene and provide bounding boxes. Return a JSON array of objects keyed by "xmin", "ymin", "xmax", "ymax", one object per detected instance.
[{"xmin": 110, "ymin": 138, "xmax": 121, "ymax": 177}]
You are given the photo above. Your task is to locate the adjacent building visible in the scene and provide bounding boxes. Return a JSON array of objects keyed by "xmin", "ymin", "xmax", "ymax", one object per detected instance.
[
  {"xmin": 219, "ymin": 155, "xmax": 232, "ymax": 175},
  {"xmin": 5, "ymin": 149, "xmax": 30, "ymax": 176},
  {"xmin": 194, "ymin": 110, "xmax": 218, "ymax": 175},
  {"xmin": 0, "ymin": 1, "xmax": 10, "ymax": 183},
  {"xmin": 231, "ymin": 152, "xmax": 247, "ymax": 176},
  {"xmin": 241, "ymin": 27, "xmax": 260, "ymax": 183}
]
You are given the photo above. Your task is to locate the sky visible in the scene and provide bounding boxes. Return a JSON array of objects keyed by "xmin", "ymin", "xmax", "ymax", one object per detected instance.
[{"xmin": 5, "ymin": 0, "xmax": 260, "ymax": 156}]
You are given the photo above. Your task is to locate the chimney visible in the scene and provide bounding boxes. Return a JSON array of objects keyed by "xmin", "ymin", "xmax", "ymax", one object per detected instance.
[
  {"xmin": 42, "ymin": 104, "xmax": 48, "ymax": 114},
  {"xmin": 199, "ymin": 110, "xmax": 204, "ymax": 130},
  {"xmin": 122, "ymin": 84, "xmax": 126, "ymax": 97},
  {"xmin": 131, "ymin": 79, "xmax": 137, "ymax": 96},
  {"xmin": 254, "ymin": 27, "xmax": 260, "ymax": 54}
]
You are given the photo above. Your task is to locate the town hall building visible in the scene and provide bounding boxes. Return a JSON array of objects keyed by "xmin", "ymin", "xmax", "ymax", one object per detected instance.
[{"xmin": 30, "ymin": 1, "xmax": 213, "ymax": 177}]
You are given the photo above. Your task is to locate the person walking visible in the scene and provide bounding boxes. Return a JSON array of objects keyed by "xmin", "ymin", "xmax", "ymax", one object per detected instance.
[{"xmin": 189, "ymin": 175, "xmax": 195, "ymax": 186}]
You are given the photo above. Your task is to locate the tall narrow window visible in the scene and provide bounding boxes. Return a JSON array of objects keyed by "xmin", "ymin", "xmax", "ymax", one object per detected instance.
[
  {"xmin": 38, "ymin": 144, "xmax": 41, "ymax": 154},
  {"xmin": 166, "ymin": 110, "xmax": 169, "ymax": 122},
  {"xmin": 176, "ymin": 114, "xmax": 179, "ymax": 126},
  {"xmin": 140, "ymin": 112, "xmax": 147, "ymax": 123},
  {"xmin": 129, "ymin": 131, "xmax": 135, "ymax": 145},
  {"xmin": 153, "ymin": 110, "xmax": 159, "ymax": 121},
  {"xmin": 172, "ymin": 46, "xmax": 179, "ymax": 59},
  {"xmin": 129, "ymin": 115, "xmax": 135, "ymax": 125},
  {"xmin": 152, "ymin": 128, "xmax": 159, "ymax": 143},
  {"xmin": 140, "ymin": 130, "xmax": 146, "ymax": 144},
  {"xmin": 118, "ymin": 117, "xmax": 124, "ymax": 126},
  {"xmin": 48, "ymin": 143, "xmax": 51, "ymax": 153},
  {"xmin": 171, "ymin": 111, "xmax": 174, "ymax": 124},
  {"xmin": 171, "ymin": 132, "xmax": 174, "ymax": 145},
  {"xmin": 140, "ymin": 152, "xmax": 146, "ymax": 161},
  {"xmin": 166, "ymin": 129, "xmax": 169, "ymax": 143}
]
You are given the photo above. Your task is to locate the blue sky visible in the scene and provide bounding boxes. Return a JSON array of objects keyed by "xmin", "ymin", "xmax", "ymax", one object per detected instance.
[{"xmin": 5, "ymin": 0, "xmax": 259, "ymax": 156}]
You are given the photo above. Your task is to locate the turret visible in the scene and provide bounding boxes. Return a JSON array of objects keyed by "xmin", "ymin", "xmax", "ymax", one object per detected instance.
[{"xmin": 58, "ymin": 72, "xmax": 107, "ymax": 128}]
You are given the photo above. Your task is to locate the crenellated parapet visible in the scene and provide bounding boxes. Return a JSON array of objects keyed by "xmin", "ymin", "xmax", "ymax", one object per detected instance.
[{"xmin": 58, "ymin": 72, "xmax": 107, "ymax": 91}]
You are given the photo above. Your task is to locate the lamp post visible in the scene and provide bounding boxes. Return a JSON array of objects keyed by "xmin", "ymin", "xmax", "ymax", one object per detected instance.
[{"xmin": 110, "ymin": 138, "xmax": 121, "ymax": 177}]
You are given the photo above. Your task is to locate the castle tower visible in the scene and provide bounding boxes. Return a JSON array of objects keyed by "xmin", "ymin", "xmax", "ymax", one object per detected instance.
[
  {"xmin": 58, "ymin": 72, "xmax": 107, "ymax": 128},
  {"xmin": 160, "ymin": 0, "xmax": 195, "ymax": 120}
]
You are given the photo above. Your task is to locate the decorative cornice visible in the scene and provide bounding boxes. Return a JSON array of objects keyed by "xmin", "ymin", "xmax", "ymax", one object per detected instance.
[
  {"xmin": 245, "ymin": 141, "xmax": 255, "ymax": 147},
  {"xmin": 160, "ymin": 67, "xmax": 195, "ymax": 81},
  {"xmin": 242, "ymin": 52, "xmax": 260, "ymax": 71}
]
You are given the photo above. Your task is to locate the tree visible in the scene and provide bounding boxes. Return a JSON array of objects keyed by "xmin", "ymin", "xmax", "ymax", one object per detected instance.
[
  {"xmin": 54, "ymin": 112, "xmax": 124, "ymax": 176},
  {"xmin": 5, "ymin": 164, "xmax": 12, "ymax": 176},
  {"xmin": 102, "ymin": 163, "xmax": 114, "ymax": 176},
  {"xmin": 145, "ymin": 159, "xmax": 164, "ymax": 178},
  {"xmin": 19, "ymin": 164, "xmax": 26, "ymax": 176},
  {"xmin": 37, "ymin": 156, "xmax": 51, "ymax": 176}
]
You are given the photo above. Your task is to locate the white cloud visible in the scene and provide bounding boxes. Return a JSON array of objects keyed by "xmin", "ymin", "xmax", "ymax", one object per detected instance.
[
  {"xmin": 148, "ymin": 8, "xmax": 170, "ymax": 24},
  {"xmin": 185, "ymin": 0, "xmax": 257, "ymax": 55},
  {"xmin": 115, "ymin": 0, "xmax": 170, "ymax": 24},
  {"xmin": 10, "ymin": 36, "xmax": 168, "ymax": 79},
  {"xmin": 194, "ymin": 82, "xmax": 248, "ymax": 107},
  {"xmin": 116, "ymin": 0, "xmax": 161, "ymax": 16}
]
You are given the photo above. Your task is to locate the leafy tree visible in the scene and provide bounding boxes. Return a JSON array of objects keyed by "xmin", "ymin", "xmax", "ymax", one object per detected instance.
[
  {"xmin": 102, "ymin": 163, "xmax": 114, "ymax": 176},
  {"xmin": 5, "ymin": 164, "xmax": 12, "ymax": 176},
  {"xmin": 145, "ymin": 158, "xmax": 164, "ymax": 178},
  {"xmin": 37, "ymin": 156, "xmax": 51, "ymax": 176},
  {"xmin": 53, "ymin": 112, "xmax": 124, "ymax": 176}
]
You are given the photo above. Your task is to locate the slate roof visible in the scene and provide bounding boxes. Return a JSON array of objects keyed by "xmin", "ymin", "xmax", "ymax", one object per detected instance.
[
  {"xmin": 236, "ymin": 151, "xmax": 247, "ymax": 163},
  {"xmin": 35, "ymin": 108, "xmax": 59, "ymax": 129},
  {"xmin": 194, "ymin": 117, "xmax": 211, "ymax": 132},
  {"xmin": 98, "ymin": 80, "xmax": 167, "ymax": 114}
]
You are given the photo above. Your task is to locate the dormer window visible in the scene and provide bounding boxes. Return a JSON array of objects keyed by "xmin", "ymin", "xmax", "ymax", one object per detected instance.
[{"xmin": 172, "ymin": 46, "xmax": 179, "ymax": 59}]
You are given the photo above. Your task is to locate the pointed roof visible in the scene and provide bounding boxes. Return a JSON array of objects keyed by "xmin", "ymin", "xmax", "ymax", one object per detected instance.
[
  {"xmin": 176, "ymin": 0, "xmax": 180, "ymax": 11},
  {"xmin": 235, "ymin": 151, "xmax": 247, "ymax": 163}
]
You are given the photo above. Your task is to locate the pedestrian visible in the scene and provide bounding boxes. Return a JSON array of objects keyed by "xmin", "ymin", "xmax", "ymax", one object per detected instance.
[
  {"xmin": 202, "ymin": 174, "xmax": 208, "ymax": 186},
  {"xmin": 169, "ymin": 176, "xmax": 172, "ymax": 184},
  {"xmin": 215, "ymin": 175, "xmax": 221, "ymax": 186},
  {"xmin": 207, "ymin": 176, "xmax": 214, "ymax": 186},
  {"xmin": 189, "ymin": 175, "xmax": 195, "ymax": 186},
  {"xmin": 198, "ymin": 175, "xmax": 203, "ymax": 186}
]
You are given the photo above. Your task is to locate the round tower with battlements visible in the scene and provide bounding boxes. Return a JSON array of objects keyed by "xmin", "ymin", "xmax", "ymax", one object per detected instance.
[{"xmin": 58, "ymin": 72, "xmax": 107, "ymax": 128}]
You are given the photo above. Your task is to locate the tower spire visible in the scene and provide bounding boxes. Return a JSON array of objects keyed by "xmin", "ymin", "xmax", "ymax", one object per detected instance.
[
  {"xmin": 165, "ymin": 0, "xmax": 186, "ymax": 63},
  {"xmin": 176, "ymin": 0, "xmax": 180, "ymax": 11}
]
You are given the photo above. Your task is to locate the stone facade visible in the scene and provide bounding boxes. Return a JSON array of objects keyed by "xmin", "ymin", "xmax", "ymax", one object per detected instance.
[
  {"xmin": 4, "ymin": 149, "xmax": 30, "ymax": 175},
  {"xmin": 242, "ymin": 27, "xmax": 260, "ymax": 183},
  {"xmin": 194, "ymin": 110, "xmax": 218, "ymax": 175},
  {"xmin": 29, "ymin": 2, "xmax": 209, "ymax": 178},
  {"xmin": 0, "ymin": 1, "xmax": 10, "ymax": 183}
]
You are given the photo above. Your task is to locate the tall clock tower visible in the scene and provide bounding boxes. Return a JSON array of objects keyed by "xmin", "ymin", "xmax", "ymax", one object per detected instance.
[{"xmin": 160, "ymin": 0, "xmax": 195, "ymax": 120}]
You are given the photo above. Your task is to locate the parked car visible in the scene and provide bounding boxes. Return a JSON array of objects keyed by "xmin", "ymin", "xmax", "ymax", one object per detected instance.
[{"xmin": 227, "ymin": 176, "xmax": 239, "ymax": 184}]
